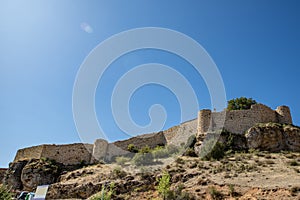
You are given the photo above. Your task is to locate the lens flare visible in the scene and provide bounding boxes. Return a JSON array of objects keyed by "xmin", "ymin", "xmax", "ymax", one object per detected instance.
[{"xmin": 80, "ymin": 22, "xmax": 93, "ymax": 33}]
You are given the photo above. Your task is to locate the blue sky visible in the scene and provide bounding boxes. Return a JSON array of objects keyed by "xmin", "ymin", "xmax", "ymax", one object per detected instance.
[{"xmin": 1, "ymin": 0, "xmax": 299, "ymax": 167}]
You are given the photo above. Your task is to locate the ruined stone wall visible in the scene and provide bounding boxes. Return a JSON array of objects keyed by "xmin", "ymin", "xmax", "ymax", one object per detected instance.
[
  {"xmin": 198, "ymin": 104, "xmax": 293, "ymax": 135},
  {"xmin": 14, "ymin": 143, "xmax": 93, "ymax": 165},
  {"xmin": 163, "ymin": 119, "xmax": 197, "ymax": 146},
  {"xmin": 14, "ymin": 145, "xmax": 44, "ymax": 162},
  {"xmin": 112, "ymin": 131, "xmax": 167, "ymax": 150},
  {"xmin": 40, "ymin": 143, "xmax": 93, "ymax": 165}
]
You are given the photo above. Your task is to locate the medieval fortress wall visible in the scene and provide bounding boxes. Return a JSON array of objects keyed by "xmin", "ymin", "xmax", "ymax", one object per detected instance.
[
  {"xmin": 14, "ymin": 143, "xmax": 93, "ymax": 165},
  {"xmin": 198, "ymin": 104, "xmax": 292, "ymax": 135},
  {"xmin": 13, "ymin": 104, "xmax": 292, "ymax": 165}
]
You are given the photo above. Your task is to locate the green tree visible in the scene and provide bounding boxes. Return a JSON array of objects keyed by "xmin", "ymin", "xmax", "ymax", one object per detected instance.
[{"xmin": 227, "ymin": 97, "xmax": 257, "ymax": 111}]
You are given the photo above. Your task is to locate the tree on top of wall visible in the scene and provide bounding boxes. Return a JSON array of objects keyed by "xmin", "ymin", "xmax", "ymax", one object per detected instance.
[{"xmin": 227, "ymin": 97, "xmax": 257, "ymax": 111}]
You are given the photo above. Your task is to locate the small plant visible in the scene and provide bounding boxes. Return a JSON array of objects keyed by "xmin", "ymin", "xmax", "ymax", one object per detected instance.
[
  {"xmin": 90, "ymin": 183, "xmax": 115, "ymax": 200},
  {"xmin": 228, "ymin": 184, "xmax": 236, "ymax": 197},
  {"xmin": 111, "ymin": 166, "xmax": 127, "ymax": 178},
  {"xmin": 166, "ymin": 144, "xmax": 179, "ymax": 155},
  {"xmin": 157, "ymin": 171, "xmax": 171, "ymax": 200},
  {"xmin": 127, "ymin": 144, "xmax": 138, "ymax": 153},
  {"xmin": 175, "ymin": 157, "xmax": 185, "ymax": 165},
  {"xmin": 289, "ymin": 160, "xmax": 299, "ymax": 166},
  {"xmin": 0, "ymin": 185, "xmax": 13, "ymax": 200},
  {"xmin": 115, "ymin": 156, "xmax": 130, "ymax": 166},
  {"xmin": 208, "ymin": 186, "xmax": 222, "ymax": 200},
  {"xmin": 152, "ymin": 146, "xmax": 169, "ymax": 159},
  {"xmin": 132, "ymin": 152, "xmax": 154, "ymax": 166},
  {"xmin": 139, "ymin": 145, "xmax": 151, "ymax": 154},
  {"xmin": 183, "ymin": 147, "xmax": 197, "ymax": 157}
]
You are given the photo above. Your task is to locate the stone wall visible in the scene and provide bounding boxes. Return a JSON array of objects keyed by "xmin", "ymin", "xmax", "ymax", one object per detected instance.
[
  {"xmin": 14, "ymin": 143, "xmax": 93, "ymax": 165},
  {"xmin": 197, "ymin": 104, "xmax": 293, "ymax": 135},
  {"xmin": 13, "ymin": 104, "xmax": 293, "ymax": 165},
  {"xmin": 163, "ymin": 119, "xmax": 197, "ymax": 147},
  {"xmin": 40, "ymin": 144, "xmax": 93, "ymax": 165},
  {"xmin": 14, "ymin": 145, "xmax": 44, "ymax": 162}
]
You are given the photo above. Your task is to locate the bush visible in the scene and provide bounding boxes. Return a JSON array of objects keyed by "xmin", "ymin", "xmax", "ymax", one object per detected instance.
[
  {"xmin": 90, "ymin": 183, "xmax": 115, "ymax": 200},
  {"xmin": 110, "ymin": 166, "xmax": 127, "ymax": 179},
  {"xmin": 127, "ymin": 144, "xmax": 138, "ymax": 153},
  {"xmin": 227, "ymin": 97, "xmax": 257, "ymax": 111},
  {"xmin": 132, "ymin": 152, "xmax": 154, "ymax": 166},
  {"xmin": 152, "ymin": 146, "xmax": 169, "ymax": 159},
  {"xmin": 157, "ymin": 172, "xmax": 171, "ymax": 200},
  {"xmin": 139, "ymin": 145, "xmax": 151, "ymax": 154},
  {"xmin": 166, "ymin": 144, "xmax": 179, "ymax": 155},
  {"xmin": 208, "ymin": 186, "xmax": 222, "ymax": 200},
  {"xmin": 115, "ymin": 156, "xmax": 130, "ymax": 166},
  {"xmin": 183, "ymin": 148, "xmax": 197, "ymax": 157},
  {"xmin": 156, "ymin": 175, "xmax": 195, "ymax": 200},
  {"xmin": 0, "ymin": 185, "xmax": 13, "ymax": 200},
  {"xmin": 199, "ymin": 138, "xmax": 225, "ymax": 160}
]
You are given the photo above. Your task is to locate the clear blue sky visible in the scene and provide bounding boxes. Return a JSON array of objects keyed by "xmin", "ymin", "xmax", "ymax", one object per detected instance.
[{"xmin": 1, "ymin": 0, "xmax": 299, "ymax": 167}]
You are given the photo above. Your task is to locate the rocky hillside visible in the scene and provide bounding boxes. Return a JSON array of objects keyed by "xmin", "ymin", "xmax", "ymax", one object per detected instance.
[{"xmin": 1, "ymin": 122, "xmax": 300, "ymax": 199}]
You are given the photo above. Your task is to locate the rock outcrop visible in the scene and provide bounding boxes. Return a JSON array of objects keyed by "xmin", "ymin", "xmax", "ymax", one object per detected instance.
[
  {"xmin": 20, "ymin": 159, "xmax": 61, "ymax": 191},
  {"xmin": 196, "ymin": 123, "xmax": 300, "ymax": 157},
  {"xmin": 2, "ymin": 161, "xmax": 27, "ymax": 190},
  {"xmin": 246, "ymin": 123, "xmax": 300, "ymax": 152}
]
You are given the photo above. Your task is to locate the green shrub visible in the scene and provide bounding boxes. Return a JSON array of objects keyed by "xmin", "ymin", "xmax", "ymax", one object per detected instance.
[
  {"xmin": 139, "ymin": 145, "xmax": 151, "ymax": 154},
  {"xmin": 132, "ymin": 152, "xmax": 154, "ymax": 166},
  {"xmin": 183, "ymin": 147, "xmax": 197, "ymax": 157},
  {"xmin": 0, "ymin": 185, "xmax": 13, "ymax": 200},
  {"xmin": 208, "ymin": 186, "xmax": 222, "ymax": 200},
  {"xmin": 152, "ymin": 146, "xmax": 169, "ymax": 159},
  {"xmin": 90, "ymin": 183, "xmax": 115, "ymax": 200},
  {"xmin": 227, "ymin": 97, "xmax": 257, "ymax": 111},
  {"xmin": 115, "ymin": 156, "xmax": 130, "ymax": 166},
  {"xmin": 166, "ymin": 144, "xmax": 179, "ymax": 155},
  {"xmin": 199, "ymin": 134, "xmax": 225, "ymax": 161},
  {"xmin": 127, "ymin": 144, "xmax": 138, "ymax": 153},
  {"xmin": 110, "ymin": 166, "xmax": 127, "ymax": 178},
  {"xmin": 157, "ymin": 172, "xmax": 171, "ymax": 200}
]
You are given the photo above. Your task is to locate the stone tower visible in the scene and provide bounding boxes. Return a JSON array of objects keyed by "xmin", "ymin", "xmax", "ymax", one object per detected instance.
[{"xmin": 276, "ymin": 106, "xmax": 293, "ymax": 124}]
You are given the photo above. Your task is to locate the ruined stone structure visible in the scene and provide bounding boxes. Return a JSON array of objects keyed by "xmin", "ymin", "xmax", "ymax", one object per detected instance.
[
  {"xmin": 14, "ymin": 143, "xmax": 93, "ymax": 165},
  {"xmin": 197, "ymin": 104, "xmax": 292, "ymax": 136},
  {"xmin": 12, "ymin": 104, "xmax": 293, "ymax": 165}
]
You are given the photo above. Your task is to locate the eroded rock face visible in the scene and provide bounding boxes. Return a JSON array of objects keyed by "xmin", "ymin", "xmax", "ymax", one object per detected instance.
[
  {"xmin": 246, "ymin": 123, "xmax": 300, "ymax": 152},
  {"xmin": 20, "ymin": 159, "xmax": 61, "ymax": 191},
  {"xmin": 3, "ymin": 158, "xmax": 63, "ymax": 191},
  {"xmin": 283, "ymin": 125, "xmax": 300, "ymax": 151},
  {"xmin": 2, "ymin": 161, "xmax": 27, "ymax": 190}
]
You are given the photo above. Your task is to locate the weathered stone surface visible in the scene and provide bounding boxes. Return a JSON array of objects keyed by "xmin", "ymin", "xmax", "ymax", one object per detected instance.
[
  {"xmin": 0, "ymin": 168, "xmax": 7, "ymax": 182},
  {"xmin": 283, "ymin": 125, "xmax": 300, "ymax": 151},
  {"xmin": 198, "ymin": 104, "xmax": 292, "ymax": 136},
  {"xmin": 246, "ymin": 123, "xmax": 300, "ymax": 152},
  {"xmin": 2, "ymin": 161, "xmax": 27, "ymax": 190},
  {"xmin": 14, "ymin": 143, "xmax": 93, "ymax": 166},
  {"xmin": 20, "ymin": 159, "xmax": 61, "ymax": 191},
  {"xmin": 92, "ymin": 139, "xmax": 109, "ymax": 163},
  {"xmin": 196, "ymin": 123, "xmax": 300, "ymax": 156}
]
